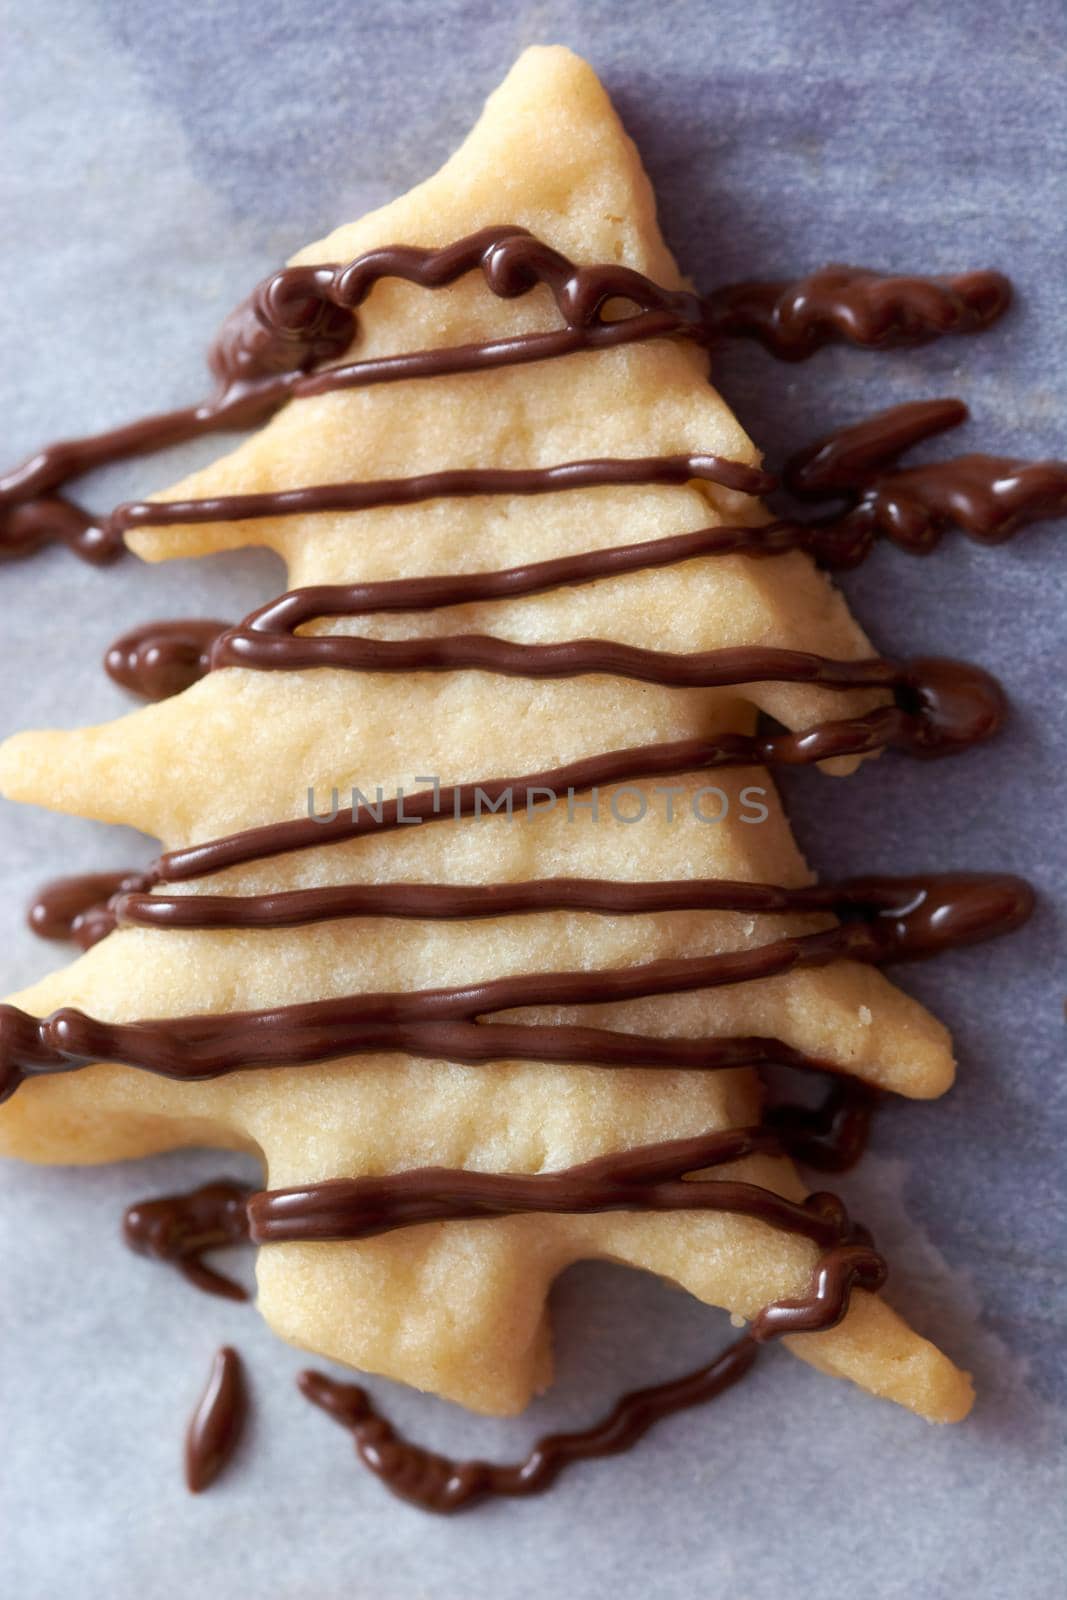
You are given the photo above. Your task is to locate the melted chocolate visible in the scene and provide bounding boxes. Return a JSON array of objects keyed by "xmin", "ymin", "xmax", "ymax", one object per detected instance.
[
  {"xmin": 300, "ymin": 1337, "xmax": 758, "ymax": 1510},
  {"xmin": 106, "ymin": 396, "xmax": 1067, "ymax": 700},
  {"xmin": 104, "ymin": 400, "xmax": 1066, "ymax": 560},
  {"xmin": 185, "ymin": 1346, "xmax": 247, "ymax": 1493},
  {"xmin": 209, "ymin": 632, "xmax": 964, "ymax": 701},
  {"xmin": 128, "ymin": 1093, "xmax": 880, "ymax": 1513},
  {"xmin": 765, "ymin": 1079, "xmax": 877, "ymax": 1174},
  {"xmin": 0, "ymin": 253, "xmax": 348, "ymax": 563},
  {"xmin": 297, "ymin": 1236, "xmax": 884, "ymax": 1514},
  {"xmin": 784, "ymin": 399, "xmax": 1067, "ymax": 560},
  {"xmin": 111, "ymin": 869, "xmax": 1027, "ymax": 945},
  {"xmin": 789, "ymin": 398, "xmax": 969, "ymax": 491},
  {"xmin": 0, "ymin": 873, "xmax": 1032, "ymax": 1102},
  {"xmin": 0, "ymin": 382, "xmax": 302, "ymax": 566},
  {"xmin": 298, "ymin": 1337, "xmax": 760, "ymax": 1513},
  {"xmin": 282, "ymin": 237, "xmax": 1009, "ymax": 394},
  {"xmin": 105, "ymin": 620, "xmax": 231, "ymax": 702},
  {"xmin": 26, "ymin": 870, "xmax": 135, "ymax": 950},
  {"xmin": 1, "ymin": 227, "xmax": 1011, "ymax": 565},
  {"xmin": 115, "ymin": 1081, "xmax": 876, "ymax": 1305},
  {"xmin": 750, "ymin": 1243, "xmax": 886, "ymax": 1339},
  {"xmin": 246, "ymin": 1131, "xmax": 868, "ymax": 1247},
  {"xmin": 108, "ymin": 453, "xmax": 770, "ymax": 539},
  {"xmin": 0, "ymin": 224, "xmax": 1039, "ymax": 1507},
  {"xmin": 700, "ymin": 264, "xmax": 1009, "ymax": 361},
  {"xmin": 123, "ymin": 1179, "xmax": 252, "ymax": 1300},
  {"xmin": 116, "ymin": 1090, "xmax": 870, "ymax": 1287}
]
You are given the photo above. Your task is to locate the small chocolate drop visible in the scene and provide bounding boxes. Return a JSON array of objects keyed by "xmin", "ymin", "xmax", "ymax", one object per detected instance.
[{"xmin": 185, "ymin": 1347, "xmax": 247, "ymax": 1494}]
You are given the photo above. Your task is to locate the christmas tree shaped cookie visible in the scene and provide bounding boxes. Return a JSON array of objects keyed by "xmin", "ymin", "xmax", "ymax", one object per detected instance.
[{"xmin": 0, "ymin": 47, "xmax": 985, "ymax": 1424}]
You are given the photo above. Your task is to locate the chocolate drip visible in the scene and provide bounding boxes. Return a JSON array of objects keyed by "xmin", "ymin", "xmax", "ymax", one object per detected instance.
[
  {"xmin": 253, "ymin": 236, "xmax": 1008, "ymax": 394},
  {"xmin": 123, "ymin": 1179, "xmax": 253, "ymax": 1300},
  {"xmin": 0, "ymin": 990, "xmax": 813, "ymax": 1101},
  {"xmin": 185, "ymin": 1347, "xmax": 247, "ymax": 1493},
  {"xmin": 0, "ymin": 496, "xmax": 116, "ymax": 566},
  {"xmin": 26, "ymin": 870, "xmax": 135, "ymax": 950},
  {"xmin": 99, "ymin": 399, "xmax": 1058, "ymax": 703},
  {"xmin": 108, "ymin": 403, "xmax": 1065, "ymax": 553},
  {"xmin": 784, "ymin": 399, "xmax": 1067, "ymax": 560},
  {"xmin": 701, "ymin": 265, "xmax": 1009, "ymax": 361},
  {"xmin": 113, "ymin": 1079, "xmax": 872, "ymax": 1289},
  {"xmin": 247, "ymin": 1132, "xmax": 866, "ymax": 1247},
  {"xmin": 115, "ymin": 1080, "xmax": 871, "ymax": 1286},
  {"xmin": 297, "ymin": 1236, "xmax": 883, "ymax": 1514},
  {"xmin": 241, "ymin": 231, "xmax": 1008, "ymax": 400},
  {"xmin": 248, "ymin": 226, "xmax": 703, "ymax": 389},
  {"xmin": 0, "ymin": 873, "xmax": 1031, "ymax": 1103},
  {"xmin": 1, "ymin": 227, "xmax": 1009, "ymax": 566},
  {"xmin": 215, "ymin": 635, "xmax": 1007, "ymax": 784},
  {"xmin": 105, "ymin": 620, "xmax": 230, "ymax": 702},
  {"xmin": 789, "ymin": 398, "xmax": 970, "ymax": 491},
  {"xmin": 299, "ymin": 1336, "xmax": 758, "ymax": 1513},
  {"xmin": 109, "ymin": 452, "xmax": 770, "ymax": 538}
]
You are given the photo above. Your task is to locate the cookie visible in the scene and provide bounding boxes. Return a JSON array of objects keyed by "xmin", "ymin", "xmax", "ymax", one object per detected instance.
[{"xmin": 0, "ymin": 46, "xmax": 988, "ymax": 1426}]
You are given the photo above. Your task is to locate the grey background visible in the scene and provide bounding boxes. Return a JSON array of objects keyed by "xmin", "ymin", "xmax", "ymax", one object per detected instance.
[{"xmin": 1, "ymin": 1, "xmax": 1065, "ymax": 1596}]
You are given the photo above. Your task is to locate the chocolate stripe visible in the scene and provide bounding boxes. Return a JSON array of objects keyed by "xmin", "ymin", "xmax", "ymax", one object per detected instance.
[
  {"xmin": 246, "ymin": 1138, "xmax": 856, "ymax": 1248},
  {"xmin": 109, "ymin": 453, "xmax": 771, "ymax": 537}
]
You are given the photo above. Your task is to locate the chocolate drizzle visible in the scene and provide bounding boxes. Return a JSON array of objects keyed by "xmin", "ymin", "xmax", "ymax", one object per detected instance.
[
  {"xmin": 110, "ymin": 1069, "xmax": 880, "ymax": 1515},
  {"xmin": 210, "ymin": 627, "xmax": 977, "ymax": 702},
  {"xmin": 1, "ymin": 228, "xmax": 1014, "ymax": 566},
  {"xmin": 119, "ymin": 1080, "xmax": 874, "ymax": 1286},
  {"xmin": 117, "ymin": 1073, "xmax": 880, "ymax": 1511},
  {"xmin": 0, "ymin": 217, "xmax": 1044, "ymax": 1509},
  {"xmin": 123, "ymin": 1179, "xmax": 253, "ymax": 1300},
  {"xmin": 101, "ymin": 393, "xmax": 1066, "ymax": 707},
  {"xmin": 297, "ymin": 1233, "xmax": 885, "ymax": 1515},
  {"xmin": 765, "ymin": 1079, "xmax": 877, "ymax": 1174},
  {"xmin": 0, "ymin": 251, "xmax": 349, "ymax": 563},
  {"xmin": 109, "ymin": 453, "xmax": 771, "ymax": 539},
  {"xmin": 185, "ymin": 1346, "xmax": 247, "ymax": 1493},
  {"xmin": 0, "ymin": 382, "xmax": 302, "ymax": 567},
  {"xmin": 751, "ymin": 1243, "xmax": 886, "ymax": 1339},
  {"xmin": 111, "ymin": 868, "xmax": 1027, "ymax": 944},
  {"xmin": 246, "ymin": 1129, "xmax": 870, "ymax": 1248},
  {"xmin": 88, "ymin": 656, "xmax": 1010, "ymax": 907},
  {"xmin": 0, "ymin": 872, "xmax": 1032, "ymax": 1102}
]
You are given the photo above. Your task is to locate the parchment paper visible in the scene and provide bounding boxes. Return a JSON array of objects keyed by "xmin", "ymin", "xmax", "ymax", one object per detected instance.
[{"xmin": 1, "ymin": 2, "xmax": 1064, "ymax": 1596}]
